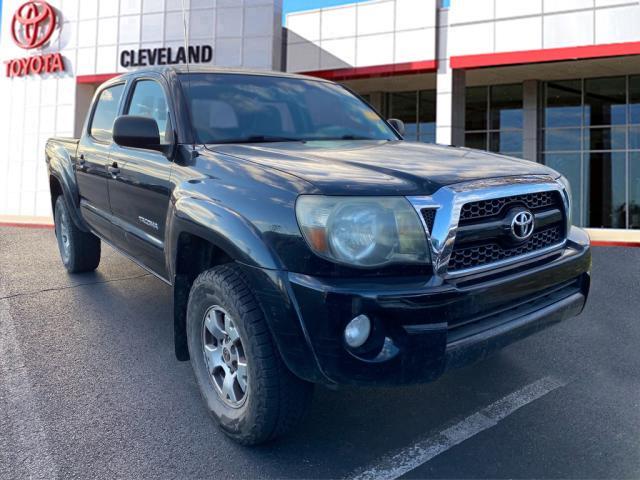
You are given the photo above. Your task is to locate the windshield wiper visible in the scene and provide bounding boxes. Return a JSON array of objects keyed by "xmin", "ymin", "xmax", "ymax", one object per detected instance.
[
  {"xmin": 300, "ymin": 135, "xmax": 386, "ymax": 141},
  {"xmin": 209, "ymin": 134, "xmax": 390, "ymax": 144},
  {"xmin": 339, "ymin": 135, "xmax": 379, "ymax": 140},
  {"xmin": 211, "ymin": 135, "xmax": 306, "ymax": 144}
]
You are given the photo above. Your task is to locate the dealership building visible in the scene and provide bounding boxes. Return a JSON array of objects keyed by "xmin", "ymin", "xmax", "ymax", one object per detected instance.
[{"xmin": 1, "ymin": 0, "xmax": 640, "ymax": 235}]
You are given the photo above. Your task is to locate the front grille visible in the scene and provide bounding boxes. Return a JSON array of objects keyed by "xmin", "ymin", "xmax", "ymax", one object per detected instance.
[
  {"xmin": 421, "ymin": 208, "xmax": 437, "ymax": 233},
  {"xmin": 448, "ymin": 225, "xmax": 563, "ymax": 271},
  {"xmin": 459, "ymin": 191, "xmax": 560, "ymax": 224},
  {"xmin": 448, "ymin": 190, "xmax": 566, "ymax": 273}
]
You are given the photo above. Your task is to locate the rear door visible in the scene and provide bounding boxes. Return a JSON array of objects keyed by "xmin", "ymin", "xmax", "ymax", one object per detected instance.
[
  {"xmin": 76, "ymin": 83, "xmax": 125, "ymax": 239},
  {"xmin": 108, "ymin": 76, "xmax": 174, "ymax": 278}
]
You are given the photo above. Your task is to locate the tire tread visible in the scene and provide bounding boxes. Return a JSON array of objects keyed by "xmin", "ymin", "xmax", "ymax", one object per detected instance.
[
  {"xmin": 189, "ymin": 264, "xmax": 313, "ymax": 445},
  {"xmin": 54, "ymin": 196, "xmax": 101, "ymax": 273}
]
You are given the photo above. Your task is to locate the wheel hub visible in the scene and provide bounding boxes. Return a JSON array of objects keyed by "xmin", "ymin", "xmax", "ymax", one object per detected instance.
[
  {"xmin": 56, "ymin": 205, "xmax": 71, "ymax": 262},
  {"xmin": 202, "ymin": 305, "xmax": 248, "ymax": 408}
]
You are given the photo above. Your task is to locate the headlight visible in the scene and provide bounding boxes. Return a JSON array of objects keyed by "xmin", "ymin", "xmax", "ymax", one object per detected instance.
[
  {"xmin": 295, "ymin": 196, "xmax": 431, "ymax": 268},
  {"xmin": 557, "ymin": 175, "xmax": 573, "ymax": 225}
]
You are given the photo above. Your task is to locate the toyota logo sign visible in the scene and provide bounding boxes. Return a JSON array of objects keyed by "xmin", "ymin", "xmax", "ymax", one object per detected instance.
[
  {"xmin": 5, "ymin": 0, "xmax": 65, "ymax": 78},
  {"xmin": 510, "ymin": 210, "xmax": 535, "ymax": 241},
  {"xmin": 11, "ymin": 1, "xmax": 57, "ymax": 50}
]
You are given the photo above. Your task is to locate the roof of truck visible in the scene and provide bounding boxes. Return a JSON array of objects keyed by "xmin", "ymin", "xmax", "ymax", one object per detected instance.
[{"xmin": 108, "ymin": 65, "xmax": 331, "ymax": 83}]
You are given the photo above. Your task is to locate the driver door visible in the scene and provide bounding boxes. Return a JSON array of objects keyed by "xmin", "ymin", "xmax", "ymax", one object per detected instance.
[{"xmin": 108, "ymin": 77, "xmax": 174, "ymax": 279}]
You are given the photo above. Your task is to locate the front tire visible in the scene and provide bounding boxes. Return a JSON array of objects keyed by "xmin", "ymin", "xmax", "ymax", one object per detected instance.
[
  {"xmin": 186, "ymin": 264, "xmax": 314, "ymax": 445},
  {"xmin": 54, "ymin": 195, "xmax": 101, "ymax": 273}
]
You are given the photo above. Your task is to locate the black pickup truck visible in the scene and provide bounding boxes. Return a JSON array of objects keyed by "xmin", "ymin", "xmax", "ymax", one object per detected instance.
[{"xmin": 46, "ymin": 66, "xmax": 591, "ymax": 445}]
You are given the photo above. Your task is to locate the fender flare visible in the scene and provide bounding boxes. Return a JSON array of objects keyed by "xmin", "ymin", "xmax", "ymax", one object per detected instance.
[
  {"xmin": 166, "ymin": 195, "xmax": 283, "ymax": 277},
  {"xmin": 166, "ymin": 196, "xmax": 326, "ymax": 381},
  {"xmin": 167, "ymin": 195, "xmax": 284, "ymax": 362},
  {"xmin": 46, "ymin": 142, "xmax": 91, "ymax": 232}
]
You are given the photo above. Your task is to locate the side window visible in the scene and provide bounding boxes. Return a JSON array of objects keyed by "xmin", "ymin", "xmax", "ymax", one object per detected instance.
[
  {"xmin": 90, "ymin": 84, "xmax": 125, "ymax": 143},
  {"xmin": 126, "ymin": 80, "xmax": 170, "ymax": 143}
]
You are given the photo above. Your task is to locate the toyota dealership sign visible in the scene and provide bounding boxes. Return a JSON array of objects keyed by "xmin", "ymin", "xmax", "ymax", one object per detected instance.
[
  {"xmin": 11, "ymin": 0, "xmax": 57, "ymax": 49},
  {"xmin": 4, "ymin": 1, "xmax": 65, "ymax": 77}
]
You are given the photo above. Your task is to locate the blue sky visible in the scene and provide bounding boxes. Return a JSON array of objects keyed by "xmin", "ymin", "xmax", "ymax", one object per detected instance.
[{"xmin": 283, "ymin": 0, "xmax": 370, "ymax": 16}]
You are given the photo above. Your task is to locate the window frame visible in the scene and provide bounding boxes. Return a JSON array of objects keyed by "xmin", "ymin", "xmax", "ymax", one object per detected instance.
[
  {"xmin": 388, "ymin": 91, "xmax": 419, "ymax": 141},
  {"xmin": 87, "ymin": 82, "xmax": 127, "ymax": 145},
  {"xmin": 464, "ymin": 84, "xmax": 524, "ymax": 158},
  {"xmin": 385, "ymin": 89, "xmax": 437, "ymax": 143},
  {"xmin": 122, "ymin": 76, "xmax": 175, "ymax": 147},
  {"xmin": 541, "ymin": 75, "xmax": 639, "ymax": 229}
]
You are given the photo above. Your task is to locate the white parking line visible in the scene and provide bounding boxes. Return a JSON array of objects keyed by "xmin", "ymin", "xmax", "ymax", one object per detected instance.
[
  {"xmin": 0, "ymin": 283, "xmax": 58, "ymax": 480},
  {"xmin": 351, "ymin": 376, "xmax": 566, "ymax": 480}
]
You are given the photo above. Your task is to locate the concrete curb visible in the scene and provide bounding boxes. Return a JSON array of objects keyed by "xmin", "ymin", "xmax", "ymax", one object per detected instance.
[{"xmin": 0, "ymin": 216, "xmax": 54, "ymax": 229}]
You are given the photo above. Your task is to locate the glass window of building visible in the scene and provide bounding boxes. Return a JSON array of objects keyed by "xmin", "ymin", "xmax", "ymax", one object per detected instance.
[
  {"xmin": 490, "ymin": 84, "xmax": 523, "ymax": 130},
  {"xmin": 388, "ymin": 91, "xmax": 418, "ymax": 141},
  {"xmin": 584, "ymin": 77, "xmax": 626, "ymax": 127},
  {"xmin": 465, "ymin": 86, "xmax": 487, "ymax": 133},
  {"xmin": 542, "ymin": 76, "xmax": 640, "ymax": 229},
  {"xmin": 630, "ymin": 153, "xmax": 640, "ymax": 229},
  {"xmin": 465, "ymin": 84, "xmax": 523, "ymax": 157},
  {"xmin": 418, "ymin": 90, "xmax": 436, "ymax": 143},
  {"xmin": 545, "ymin": 80, "xmax": 582, "ymax": 128},
  {"xmin": 543, "ymin": 80, "xmax": 584, "ymax": 225},
  {"xmin": 587, "ymin": 152, "xmax": 627, "ymax": 229},
  {"xmin": 387, "ymin": 90, "xmax": 436, "ymax": 143}
]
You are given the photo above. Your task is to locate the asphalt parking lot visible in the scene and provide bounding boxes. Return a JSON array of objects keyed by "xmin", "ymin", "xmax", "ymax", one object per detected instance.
[{"xmin": 1, "ymin": 225, "xmax": 639, "ymax": 480}]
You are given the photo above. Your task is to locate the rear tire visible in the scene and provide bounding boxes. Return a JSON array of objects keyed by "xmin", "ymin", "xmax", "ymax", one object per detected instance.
[
  {"xmin": 54, "ymin": 195, "xmax": 101, "ymax": 273},
  {"xmin": 186, "ymin": 264, "xmax": 314, "ymax": 445}
]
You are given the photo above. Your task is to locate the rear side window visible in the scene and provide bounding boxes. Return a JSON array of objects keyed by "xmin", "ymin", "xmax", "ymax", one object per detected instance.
[
  {"xmin": 90, "ymin": 84, "xmax": 125, "ymax": 143},
  {"xmin": 126, "ymin": 80, "xmax": 170, "ymax": 143}
]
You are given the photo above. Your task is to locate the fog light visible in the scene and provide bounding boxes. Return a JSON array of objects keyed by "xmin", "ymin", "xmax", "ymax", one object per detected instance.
[{"xmin": 344, "ymin": 314, "xmax": 371, "ymax": 348}]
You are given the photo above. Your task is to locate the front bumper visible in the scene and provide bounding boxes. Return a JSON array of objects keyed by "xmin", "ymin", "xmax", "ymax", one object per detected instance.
[{"xmin": 281, "ymin": 226, "xmax": 591, "ymax": 386}]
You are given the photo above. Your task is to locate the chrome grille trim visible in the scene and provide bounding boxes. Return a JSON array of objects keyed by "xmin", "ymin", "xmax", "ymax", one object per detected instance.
[
  {"xmin": 448, "ymin": 225, "xmax": 564, "ymax": 271},
  {"xmin": 459, "ymin": 191, "xmax": 561, "ymax": 223},
  {"xmin": 408, "ymin": 175, "xmax": 571, "ymax": 279}
]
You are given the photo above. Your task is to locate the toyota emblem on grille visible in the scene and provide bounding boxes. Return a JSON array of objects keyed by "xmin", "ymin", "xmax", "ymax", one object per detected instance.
[{"xmin": 511, "ymin": 210, "xmax": 535, "ymax": 241}]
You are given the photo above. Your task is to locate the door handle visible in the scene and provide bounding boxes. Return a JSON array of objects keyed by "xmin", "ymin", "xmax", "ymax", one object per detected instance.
[{"xmin": 107, "ymin": 162, "xmax": 120, "ymax": 177}]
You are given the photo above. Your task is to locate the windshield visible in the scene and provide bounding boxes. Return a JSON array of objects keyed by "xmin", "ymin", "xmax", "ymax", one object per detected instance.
[{"xmin": 179, "ymin": 73, "xmax": 398, "ymax": 144}]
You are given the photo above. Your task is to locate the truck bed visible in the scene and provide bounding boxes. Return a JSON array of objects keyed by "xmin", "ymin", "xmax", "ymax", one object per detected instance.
[{"xmin": 47, "ymin": 137, "xmax": 80, "ymax": 150}]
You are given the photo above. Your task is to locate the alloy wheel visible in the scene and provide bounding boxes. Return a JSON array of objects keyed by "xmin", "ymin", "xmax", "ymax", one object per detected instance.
[
  {"xmin": 202, "ymin": 305, "xmax": 249, "ymax": 408},
  {"xmin": 56, "ymin": 205, "xmax": 71, "ymax": 263}
]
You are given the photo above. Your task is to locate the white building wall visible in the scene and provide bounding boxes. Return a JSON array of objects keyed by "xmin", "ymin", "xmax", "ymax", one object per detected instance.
[
  {"xmin": 439, "ymin": 0, "xmax": 640, "ymax": 147},
  {"xmin": 0, "ymin": 0, "xmax": 282, "ymax": 219},
  {"xmin": 435, "ymin": 8, "xmax": 465, "ymax": 147},
  {"xmin": 0, "ymin": 0, "xmax": 75, "ymax": 219},
  {"xmin": 285, "ymin": 0, "xmax": 437, "ymax": 72},
  {"xmin": 448, "ymin": 0, "xmax": 640, "ymax": 57},
  {"xmin": 6, "ymin": 0, "xmax": 640, "ymax": 220}
]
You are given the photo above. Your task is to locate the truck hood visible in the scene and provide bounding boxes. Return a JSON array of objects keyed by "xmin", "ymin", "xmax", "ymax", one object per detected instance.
[{"xmin": 207, "ymin": 140, "xmax": 557, "ymax": 196}]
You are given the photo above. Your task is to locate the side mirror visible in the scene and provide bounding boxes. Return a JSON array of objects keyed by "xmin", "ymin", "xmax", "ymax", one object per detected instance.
[
  {"xmin": 387, "ymin": 118, "xmax": 405, "ymax": 137},
  {"xmin": 113, "ymin": 115, "xmax": 162, "ymax": 151}
]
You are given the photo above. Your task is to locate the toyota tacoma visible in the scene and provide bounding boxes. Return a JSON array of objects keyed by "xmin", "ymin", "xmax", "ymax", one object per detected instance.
[{"xmin": 46, "ymin": 67, "xmax": 591, "ymax": 445}]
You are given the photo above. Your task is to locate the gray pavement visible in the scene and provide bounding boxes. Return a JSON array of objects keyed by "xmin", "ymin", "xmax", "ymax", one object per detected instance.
[{"xmin": 0, "ymin": 225, "xmax": 639, "ymax": 479}]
